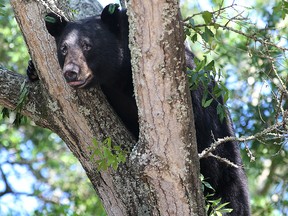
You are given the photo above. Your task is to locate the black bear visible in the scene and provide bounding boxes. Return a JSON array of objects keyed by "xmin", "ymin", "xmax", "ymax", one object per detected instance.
[{"xmin": 27, "ymin": 4, "xmax": 250, "ymax": 215}]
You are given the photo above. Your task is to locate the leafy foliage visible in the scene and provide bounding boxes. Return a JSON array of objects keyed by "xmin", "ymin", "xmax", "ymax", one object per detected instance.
[
  {"xmin": 187, "ymin": 56, "xmax": 229, "ymax": 122},
  {"xmin": 90, "ymin": 137, "xmax": 128, "ymax": 171},
  {"xmin": 200, "ymin": 175, "xmax": 233, "ymax": 216},
  {"xmin": 183, "ymin": 0, "xmax": 288, "ymax": 214},
  {"xmin": 0, "ymin": 2, "xmax": 29, "ymax": 71},
  {"xmin": 0, "ymin": 114, "xmax": 106, "ymax": 215},
  {"xmin": 273, "ymin": 0, "xmax": 288, "ymax": 19},
  {"xmin": 1, "ymin": 80, "xmax": 29, "ymax": 127},
  {"xmin": 14, "ymin": 80, "xmax": 29, "ymax": 126},
  {"xmin": 0, "ymin": 3, "xmax": 4, "ymax": 15}
]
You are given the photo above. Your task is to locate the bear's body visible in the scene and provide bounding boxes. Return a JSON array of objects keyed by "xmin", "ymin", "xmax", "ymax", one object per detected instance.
[{"xmin": 28, "ymin": 4, "xmax": 250, "ymax": 215}]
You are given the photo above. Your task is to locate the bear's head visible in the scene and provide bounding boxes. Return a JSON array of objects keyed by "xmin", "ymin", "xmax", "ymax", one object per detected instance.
[{"xmin": 45, "ymin": 4, "xmax": 129, "ymax": 88}]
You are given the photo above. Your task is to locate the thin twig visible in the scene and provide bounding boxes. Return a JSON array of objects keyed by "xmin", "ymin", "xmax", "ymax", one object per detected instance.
[
  {"xmin": 199, "ymin": 120, "xmax": 288, "ymax": 159},
  {"xmin": 183, "ymin": 3, "xmax": 238, "ymax": 22},
  {"xmin": 206, "ymin": 153, "xmax": 240, "ymax": 168},
  {"xmin": 185, "ymin": 22, "xmax": 288, "ymax": 52}
]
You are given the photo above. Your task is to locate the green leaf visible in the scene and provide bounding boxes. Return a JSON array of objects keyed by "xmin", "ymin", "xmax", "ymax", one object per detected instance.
[
  {"xmin": 108, "ymin": 4, "xmax": 119, "ymax": 14},
  {"xmin": 205, "ymin": 27, "xmax": 214, "ymax": 38},
  {"xmin": 103, "ymin": 147, "xmax": 110, "ymax": 158},
  {"xmin": 201, "ymin": 26, "xmax": 214, "ymax": 43},
  {"xmin": 191, "ymin": 33, "xmax": 198, "ymax": 43},
  {"xmin": 184, "ymin": 28, "xmax": 191, "ymax": 36},
  {"xmin": 113, "ymin": 145, "xmax": 121, "ymax": 151},
  {"xmin": 216, "ymin": 104, "xmax": 226, "ymax": 122},
  {"xmin": 189, "ymin": 18, "xmax": 195, "ymax": 27},
  {"xmin": 202, "ymin": 11, "xmax": 213, "ymax": 24},
  {"xmin": 118, "ymin": 154, "xmax": 126, "ymax": 163},
  {"xmin": 13, "ymin": 112, "xmax": 25, "ymax": 127},
  {"xmin": 215, "ymin": 202, "xmax": 230, "ymax": 210},
  {"xmin": 106, "ymin": 137, "xmax": 112, "ymax": 148},
  {"xmin": 201, "ymin": 90, "xmax": 209, "ymax": 107},
  {"xmin": 92, "ymin": 138, "xmax": 99, "ymax": 146},
  {"xmin": 212, "ymin": 198, "xmax": 221, "ymax": 206},
  {"xmin": 205, "ymin": 60, "xmax": 215, "ymax": 71},
  {"xmin": 44, "ymin": 15, "xmax": 57, "ymax": 24},
  {"xmin": 213, "ymin": 23, "xmax": 220, "ymax": 29},
  {"xmin": 97, "ymin": 159, "xmax": 108, "ymax": 171},
  {"xmin": 1, "ymin": 107, "xmax": 10, "ymax": 118},
  {"xmin": 112, "ymin": 162, "xmax": 118, "ymax": 170},
  {"xmin": 203, "ymin": 98, "xmax": 213, "ymax": 108},
  {"xmin": 202, "ymin": 180, "xmax": 215, "ymax": 191},
  {"xmin": 16, "ymin": 80, "xmax": 29, "ymax": 111},
  {"xmin": 194, "ymin": 56, "xmax": 207, "ymax": 72},
  {"xmin": 90, "ymin": 137, "xmax": 128, "ymax": 171},
  {"xmin": 273, "ymin": 1, "xmax": 288, "ymax": 19},
  {"xmin": 223, "ymin": 91, "xmax": 229, "ymax": 104}
]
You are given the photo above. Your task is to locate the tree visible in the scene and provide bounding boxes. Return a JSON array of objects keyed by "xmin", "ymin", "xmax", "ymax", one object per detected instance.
[
  {"xmin": 1, "ymin": 0, "xmax": 287, "ymax": 215},
  {"xmin": 1, "ymin": 0, "xmax": 205, "ymax": 215}
]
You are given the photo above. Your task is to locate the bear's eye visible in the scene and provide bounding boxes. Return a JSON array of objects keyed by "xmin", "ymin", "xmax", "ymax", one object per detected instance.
[
  {"xmin": 82, "ymin": 41, "xmax": 91, "ymax": 51},
  {"xmin": 60, "ymin": 44, "xmax": 68, "ymax": 55}
]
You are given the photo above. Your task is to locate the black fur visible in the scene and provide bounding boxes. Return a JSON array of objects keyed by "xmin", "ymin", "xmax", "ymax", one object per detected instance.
[
  {"xmin": 27, "ymin": 4, "xmax": 250, "ymax": 215},
  {"xmin": 26, "ymin": 60, "xmax": 39, "ymax": 81}
]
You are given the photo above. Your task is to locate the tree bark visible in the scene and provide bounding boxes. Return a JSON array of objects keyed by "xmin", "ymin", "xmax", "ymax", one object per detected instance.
[
  {"xmin": 0, "ymin": 0, "xmax": 205, "ymax": 215},
  {"xmin": 128, "ymin": 1, "xmax": 205, "ymax": 215}
]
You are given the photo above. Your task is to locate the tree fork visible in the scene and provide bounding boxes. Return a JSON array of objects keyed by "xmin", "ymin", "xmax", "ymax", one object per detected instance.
[
  {"xmin": 4, "ymin": 0, "xmax": 206, "ymax": 215},
  {"xmin": 9, "ymin": 1, "xmax": 154, "ymax": 215}
]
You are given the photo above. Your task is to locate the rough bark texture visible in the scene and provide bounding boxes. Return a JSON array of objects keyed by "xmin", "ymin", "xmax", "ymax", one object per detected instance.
[
  {"xmin": 128, "ymin": 1, "xmax": 205, "ymax": 215},
  {"xmin": 0, "ymin": 0, "xmax": 205, "ymax": 215}
]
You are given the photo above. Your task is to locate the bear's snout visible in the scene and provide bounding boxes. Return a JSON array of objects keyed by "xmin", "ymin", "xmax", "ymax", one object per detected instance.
[
  {"xmin": 62, "ymin": 63, "xmax": 93, "ymax": 88},
  {"xmin": 64, "ymin": 70, "xmax": 78, "ymax": 82},
  {"xmin": 63, "ymin": 64, "xmax": 80, "ymax": 82}
]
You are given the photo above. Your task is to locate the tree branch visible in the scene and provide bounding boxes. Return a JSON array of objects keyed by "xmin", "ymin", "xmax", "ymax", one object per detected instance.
[
  {"xmin": 183, "ymin": 2, "xmax": 239, "ymax": 22},
  {"xmin": 8, "ymin": 1, "xmax": 156, "ymax": 215},
  {"xmin": 0, "ymin": 67, "xmax": 50, "ymax": 126},
  {"xmin": 0, "ymin": 166, "xmax": 12, "ymax": 197},
  {"xmin": 199, "ymin": 119, "xmax": 288, "ymax": 160},
  {"xmin": 183, "ymin": 3, "xmax": 288, "ymax": 53},
  {"xmin": 0, "ymin": 67, "xmax": 26, "ymax": 110}
]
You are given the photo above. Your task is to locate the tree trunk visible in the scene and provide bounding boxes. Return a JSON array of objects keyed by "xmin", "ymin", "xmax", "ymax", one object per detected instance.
[
  {"xmin": 0, "ymin": 0, "xmax": 205, "ymax": 215},
  {"xmin": 128, "ymin": 0, "xmax": 205, "ymax": 214}
]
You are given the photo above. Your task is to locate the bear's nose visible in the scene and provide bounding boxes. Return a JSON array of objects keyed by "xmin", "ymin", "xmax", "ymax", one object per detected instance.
[{"xmin": 64, "ymin": 70, "xmax": 78, "ymax": 82}]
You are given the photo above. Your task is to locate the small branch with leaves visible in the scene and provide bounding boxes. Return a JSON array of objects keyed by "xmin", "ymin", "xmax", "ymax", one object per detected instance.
[{"xmin": 184, "ymin": 3, "xmax": 288, "ymax": 53}]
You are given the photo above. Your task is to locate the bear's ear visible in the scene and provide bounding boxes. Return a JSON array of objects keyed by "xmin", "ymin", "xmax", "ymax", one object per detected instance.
[
  {"xmin": 101, "ymin": 4, "xmax": 121, "ymax": 33},
  {"xmin": 44, "ymin": 13, "xmax": 68, "ymax": 38}
]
